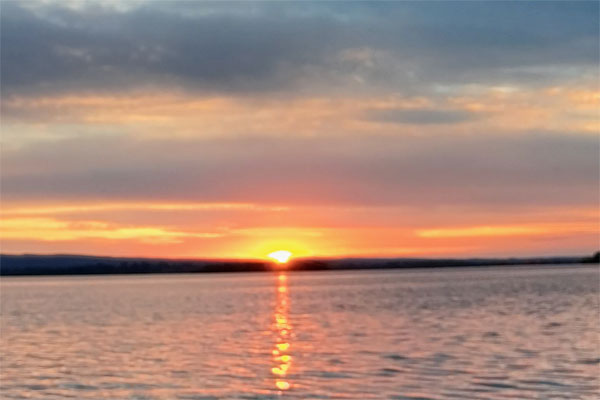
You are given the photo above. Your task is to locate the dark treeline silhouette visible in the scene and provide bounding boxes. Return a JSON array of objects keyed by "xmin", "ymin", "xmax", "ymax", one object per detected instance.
[
  {"xmin": 0, "ymin": 252, "xmax": 597, "ymax": 276},
  {"xmin": 293, "ymin": 254, "xmax": 598, "ymax": 271},
  {"xmin": 0, "ymin": 255, "xmax": 270, "ymax": 276},
  {"xmin": 581, "ymin": 251, "xmax": 600, "ymax": 264}
]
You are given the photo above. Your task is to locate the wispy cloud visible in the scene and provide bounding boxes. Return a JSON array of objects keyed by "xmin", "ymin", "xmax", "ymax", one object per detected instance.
[
  {"xmin": 1, "ymin": 202, "xmax": 288, "ymax": 216},
  {"xmin": 417, "ymin": 223, "xmax": 597, "ymax": 239},
  {"xmin": 1, "ymin": 218, "xmax": 224, "ymax": 243}
]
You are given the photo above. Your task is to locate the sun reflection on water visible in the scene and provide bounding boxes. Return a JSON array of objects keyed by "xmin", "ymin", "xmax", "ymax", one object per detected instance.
[{"xmin": 271, "ymin": 272, "xmax": 292, "ymax": 392}]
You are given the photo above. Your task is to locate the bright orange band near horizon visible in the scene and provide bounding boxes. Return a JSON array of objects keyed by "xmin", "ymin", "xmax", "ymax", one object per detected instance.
[{"xmin": 1, "ymin": 200, "xmax": 597, "ymax": 260}]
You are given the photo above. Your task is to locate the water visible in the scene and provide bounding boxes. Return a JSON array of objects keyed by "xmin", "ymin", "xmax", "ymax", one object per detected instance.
[{"xmin": 1, "ymin": 265, "xmax": 598, "ymax": 399}]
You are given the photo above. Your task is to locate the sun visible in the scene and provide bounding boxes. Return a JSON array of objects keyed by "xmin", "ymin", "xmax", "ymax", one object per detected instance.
[{"xmin": 268, "ymin": 250, "xmax": 292, "ymax": 264}]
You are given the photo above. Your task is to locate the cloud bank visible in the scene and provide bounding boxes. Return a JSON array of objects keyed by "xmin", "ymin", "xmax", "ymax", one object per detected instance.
[{"xmin": 1, "ymin": 1, "xmax": 598, "ymax": 258}]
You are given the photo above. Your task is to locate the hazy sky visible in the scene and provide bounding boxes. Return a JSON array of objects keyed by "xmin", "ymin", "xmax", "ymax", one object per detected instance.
[{"xmin": 1, "ymin": 0, "xmax": 598, "ymax": 259}]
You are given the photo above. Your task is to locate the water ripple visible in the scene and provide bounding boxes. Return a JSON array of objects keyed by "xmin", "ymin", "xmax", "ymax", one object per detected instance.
[{"xmin": 1, "ymin": 266, "xmax": 598, "ymax": 399}]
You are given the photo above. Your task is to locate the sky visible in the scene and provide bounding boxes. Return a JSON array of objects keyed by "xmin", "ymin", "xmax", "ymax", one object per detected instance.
[{"xmin": 1, "ymin": 0, "xmax": 598, "ymax": 260}]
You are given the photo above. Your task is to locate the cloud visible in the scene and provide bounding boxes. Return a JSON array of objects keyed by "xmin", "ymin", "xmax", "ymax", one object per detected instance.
[
  {"xmin": 0, "ymin": 217, "xmax": 224, "ymax": 243},
  {"xmin": 1, "ymin": 202, "xmax": 288, "ymax": 216},
  {"xmin": 2, "ymin": 132, "xmax": 597, "ymax": 208},
  {"xmin": 416, "ymin": 223, "xmax": 596, "ymax": 238},
  {"xmin": 1, "ymin": 1, "xmax": 597, "ymax": 97},
  {"xmin": 0, "ymin": 1, "xmax": 341, "ymax": 96},
  {"xmin": 366, "ymin": 108, "xmax": 481, "ymax": 125},
  {"xmin": 1, "ymin": 1, "xmax": 597, "ymax": 258}
]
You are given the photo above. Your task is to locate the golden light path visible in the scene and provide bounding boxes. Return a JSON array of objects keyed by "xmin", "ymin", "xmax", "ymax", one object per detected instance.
[{"xmin": 271, "ymin": 272, "xmax": 292, "ymax": 392}]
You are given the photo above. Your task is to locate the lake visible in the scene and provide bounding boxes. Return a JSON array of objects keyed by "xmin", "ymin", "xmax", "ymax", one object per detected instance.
[{"xmin": 1, "ymin": 265, "xmax": 598, "ymax": 399}]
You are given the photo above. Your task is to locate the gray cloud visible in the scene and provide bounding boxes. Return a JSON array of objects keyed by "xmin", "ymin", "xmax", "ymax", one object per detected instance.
[
  {"xmin": 366, "ymin": 108, "xmax": 481, "ymax": 125},
  {"xmin": 2, "ymin": 132, "xmax": 597, "ymax": 208},
  {"xmin": 0, "ymin": 1, "xmax": 342, "ymax": 96},
  {"xmin": 1, "ymin": 1, "xmax": 597, "ymax": 97}
]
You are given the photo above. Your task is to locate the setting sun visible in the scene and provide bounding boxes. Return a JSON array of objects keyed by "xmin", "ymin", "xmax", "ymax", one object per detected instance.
[{"xmin": 268, "ymin": 250, "xmax": 292, "ymax": 264}]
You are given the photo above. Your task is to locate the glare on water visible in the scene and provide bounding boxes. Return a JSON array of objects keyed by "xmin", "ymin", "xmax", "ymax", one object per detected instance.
[{"xmin": 271, "ymin": 273, "xmax": 292, "ymax": 392}]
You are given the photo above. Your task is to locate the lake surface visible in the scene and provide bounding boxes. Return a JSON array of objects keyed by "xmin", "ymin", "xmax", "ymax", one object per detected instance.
[{"xmin": 1, "ymin": 265, "xmax": 598, "ymax": 399}]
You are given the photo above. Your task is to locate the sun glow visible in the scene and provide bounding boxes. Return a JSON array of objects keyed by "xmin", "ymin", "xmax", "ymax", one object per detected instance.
[{"xmin": 268, "ymin": 250, "xmax": 292, "ymax": 263}]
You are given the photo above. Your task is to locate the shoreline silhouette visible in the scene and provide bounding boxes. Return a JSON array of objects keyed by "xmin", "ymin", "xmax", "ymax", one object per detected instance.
[{"xmin": 1, "ymin": 252, "xmax": 597, "ymax": 276}]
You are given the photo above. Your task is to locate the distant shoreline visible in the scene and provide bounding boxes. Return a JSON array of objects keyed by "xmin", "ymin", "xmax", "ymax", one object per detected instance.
[{"xmin": 1, "ymin": 253, "xmax": 597, "ymax": 276}]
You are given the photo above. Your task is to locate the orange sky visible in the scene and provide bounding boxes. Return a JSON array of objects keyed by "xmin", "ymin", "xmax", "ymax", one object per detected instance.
[{"xmin": 1, "ymin": 1, "xmax": 598, "ymax": 260}]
